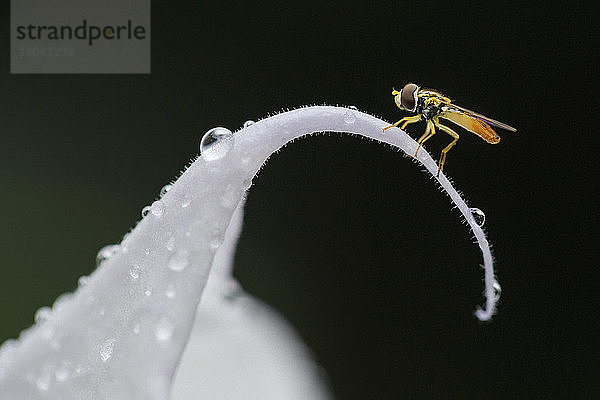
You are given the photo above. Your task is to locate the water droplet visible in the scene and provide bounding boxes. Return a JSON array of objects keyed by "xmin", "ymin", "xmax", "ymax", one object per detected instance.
[
  {"xmin": 160, "ymin": 184, "xmax": 172, "ymax": 197},
  {"xmin": 221, "ymin": 184, "xmax": 239, "ymax": 209},
  {"xmin": 349, "ymin": 105, "xmax": 358, "ymax": 110},
  {"xmin": 35, "ymin": 370, "xmax": 51, "ymax": 391},
  {"xmin": 167, "ymin": 250, "xmax": 189, "ymax": 272},
  {"xmin": 155, "ymin": 320, "xmax": 174, "ymax": 342},
  {"xmin": 141, "ymin": 206, "xmax": 151, "ymax": 218},
  {"xmin": 99, "ymin": 338, "xmax": 115, "ymax": 362},
  {"xmin": 243, "ymin": 120, "xmax": 255, "ymax": 128},
  {"xmin": 165, "ymin": 284, "xmax": 176, "ymax": 299},
  {"xmin": 144, "ymin": 248, "xmax": 151, "ymax": 255},
  {"xmin": 469, "ymin": 207, "xmax": 486, "ymax": 227},
  {"xmin": 129, "ymin": 265, "xmax": 142, "ymax": 280},
  {"xmin": 200, "ymin": 127, "xmax": 233, "ymax": 161},
  {"xmin": 96, "ymin": 244, "xmax": 120, "ymax": 267},
  {"xmin": 166, "ymin": 236, "xmax": 176, "ymax": 251},
  {"xmin": 344, "ymin": 109, "xmax": 356, "ymax": 124},
  {"xmin": 74, "ymin": 364, "xmax": 86, "ymax": 375},
  {"xmin": 493, "ymin": 279, "xmax": 502, "ymax": 301},
  {"xmin": 144, "ymin": 285, "xmax": 153, "ymax": 296},
  {"xmin": 210, "ymin": 236, "xmax": 222, "ymax": 249},
  {"xmin": 34, "ymin": 307, "xmax": 52, "ymax": 323},
  {"xmin": 181, "ymin": 195, "xmax": 192, "ymax": 208},
  {"xmin": 77, "ymin": 275, "xmax": 89, "ymax": 287},
  {"xmin": 150, "ymin": 200, "xmax": 165, "ymax": 217},
  {"xmin": 55, "ymin": 362, "xmax": 71, "ymax": 382},
  {"xmin": 52, "ymin": 293, "xmax": 73, "ymax": 313}
]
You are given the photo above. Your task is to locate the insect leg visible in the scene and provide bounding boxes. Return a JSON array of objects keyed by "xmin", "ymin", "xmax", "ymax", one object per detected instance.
[
  {"xmin": 382, "ymin": 115, "xmax": 421, "ymax": 132},
  {"xmin": 414, "ymin": 120, "xmax": 436, "ymax": 157},
  {"xmin": 436, "ymin": 123, "xmax": 459, "ymax": 177}
]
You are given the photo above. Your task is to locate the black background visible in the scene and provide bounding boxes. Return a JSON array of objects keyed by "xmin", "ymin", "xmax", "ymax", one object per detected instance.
[{"xmin": 0, "ymin": 1, "xmax": 597, "ymax": 398}]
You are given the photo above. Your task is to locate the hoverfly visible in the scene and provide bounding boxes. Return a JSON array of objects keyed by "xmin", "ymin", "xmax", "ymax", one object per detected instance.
[{"xmin": 383, "ymin": 83, "xmax": 516, "ymax": 176}]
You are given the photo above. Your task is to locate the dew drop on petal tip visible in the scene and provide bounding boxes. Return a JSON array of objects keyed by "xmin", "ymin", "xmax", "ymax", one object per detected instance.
[
  {"xmin": 200, "ymin": 127, "xmax": 233, "ymax": 161},
  {"xmin": 469, "ymin": 207, "xmax": 486, "ymax": 227},
  {"xmin": 243, "ymin": 120, "xmax": 255, "ymax": 128},
  {"xmin": 141, "ymin": 206, "xmax": 151, "ymax": 218}
]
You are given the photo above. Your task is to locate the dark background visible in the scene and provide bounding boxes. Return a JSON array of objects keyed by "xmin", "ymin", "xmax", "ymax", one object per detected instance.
[{"xmin": 0, "ymin": 1, "xmax": 596, "ymax": 398}]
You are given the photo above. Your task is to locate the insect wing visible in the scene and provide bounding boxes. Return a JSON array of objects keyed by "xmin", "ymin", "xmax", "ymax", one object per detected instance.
[
  {"xmin": 446, "ymin": 103, "xmax": 517, "ymax": 132},
  {"xmin": 440, "ymin": 107, "xmax": 501, "ymax": 144}
]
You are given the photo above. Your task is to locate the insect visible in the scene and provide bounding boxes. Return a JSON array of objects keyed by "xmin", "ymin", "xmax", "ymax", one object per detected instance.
[{"xmin": 383, "ymin": 83, "xmax": 516, "ymax": 176}]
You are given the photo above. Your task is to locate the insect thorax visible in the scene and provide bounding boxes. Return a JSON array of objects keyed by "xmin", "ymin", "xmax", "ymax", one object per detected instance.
[{"xmin": 417, "ymin": 97, "xmax": 441, "ymax": 121}]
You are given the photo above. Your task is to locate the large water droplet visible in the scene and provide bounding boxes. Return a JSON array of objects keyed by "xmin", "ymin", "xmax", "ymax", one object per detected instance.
[
  {"xmin": 243, "ymin": 120, "xmax": 255, "ymax": 128},
  {"xmin": 150, "ymin": 200, "xmax": 165, "ymax": 217},
  {"xmin": 129, "ymin": 265, "xmax": 142, "ymax": 280},
  {"xmin": 160, "ymin": 184, "xmax": 172, "ymax": 197},
  {"xmin": 155, "ymin": 320, "xmax": 174, "ymax": 342},
  {"xmin": 200, "ymin": 127, "xmax": 233, "ymax": 161},
  {"xmin": 99, "ymin": 338, "xmax": 115, "ymax": 362},
  {"xmin": 168, "ymin": 250, "xmax": 189, "ymax": 271},
  {"xmin": 469, "ymin": 207, "xmax": 486, "ymax": 227},
  {"xmin": 96, "ymin": 244, "xmax": 120, "ymax": 267}
]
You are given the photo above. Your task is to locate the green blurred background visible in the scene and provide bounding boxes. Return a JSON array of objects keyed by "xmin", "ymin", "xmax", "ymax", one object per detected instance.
[{"xmin": 1, "ymin": 1, "xmax": 596, "ymax": 398}]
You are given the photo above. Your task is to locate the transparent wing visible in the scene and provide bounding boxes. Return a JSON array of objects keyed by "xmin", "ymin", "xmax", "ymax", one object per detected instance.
[
  {"xmin": 445, "ymin": 103, "xmax": 517, "ymax": 132},
  {"xmin": 439, "ymin": 108, "xmax": 501, "ymax": 144}
]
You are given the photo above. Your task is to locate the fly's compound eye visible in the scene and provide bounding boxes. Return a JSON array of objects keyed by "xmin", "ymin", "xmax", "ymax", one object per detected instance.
[{"xmin": 400, "ymin": 83, "xmax": 419, "ymax": 112}]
